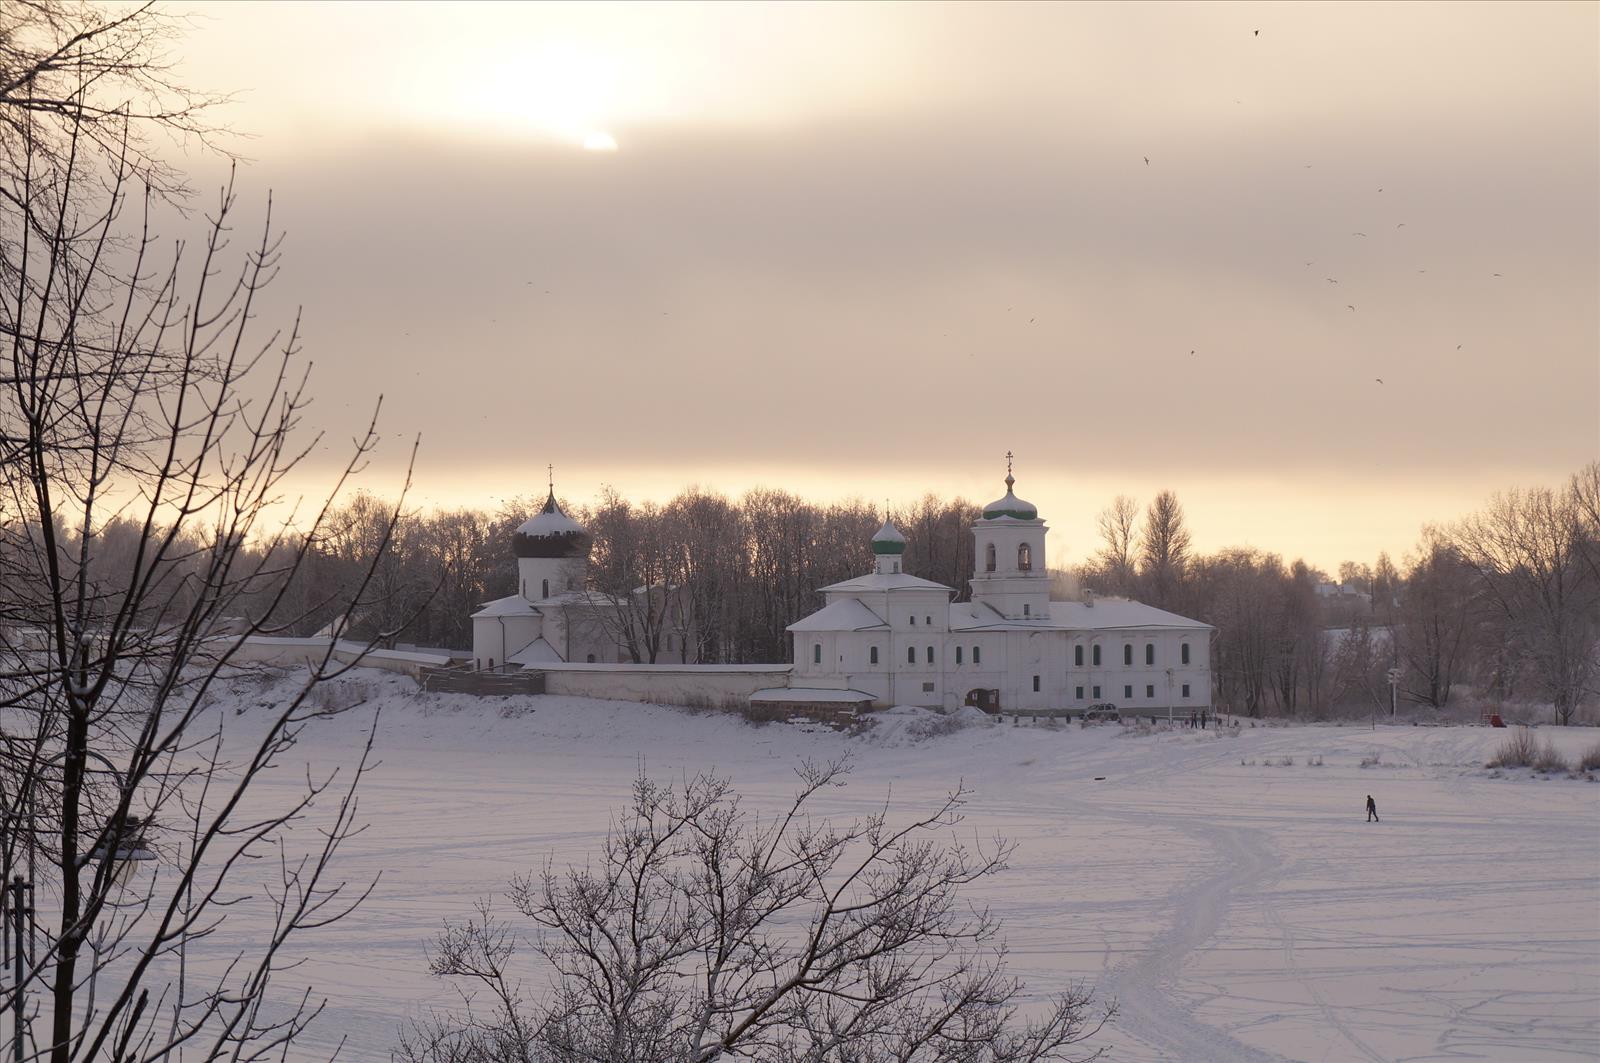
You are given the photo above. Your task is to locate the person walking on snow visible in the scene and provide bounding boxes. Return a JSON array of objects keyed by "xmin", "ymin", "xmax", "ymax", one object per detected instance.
[{"xmin": 1366, "ymin": 794, "xmax": 1379, "ymax": 822}]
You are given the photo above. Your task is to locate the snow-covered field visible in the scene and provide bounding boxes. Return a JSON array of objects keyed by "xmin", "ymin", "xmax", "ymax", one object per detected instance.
[{"xmin": 208, "ymin": 671, "xmax": 1600, "ymax": 1062}]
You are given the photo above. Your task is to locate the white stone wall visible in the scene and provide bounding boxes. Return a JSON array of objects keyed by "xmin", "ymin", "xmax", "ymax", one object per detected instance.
[{"xmin": 539, "ymin": 663, "xmax": 793, "ymax": 708}]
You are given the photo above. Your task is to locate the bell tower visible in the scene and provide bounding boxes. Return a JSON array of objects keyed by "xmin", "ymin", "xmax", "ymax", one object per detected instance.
[{"xmin": 970, "ymin": 453, "xmax": 1051, "ymax": 620}]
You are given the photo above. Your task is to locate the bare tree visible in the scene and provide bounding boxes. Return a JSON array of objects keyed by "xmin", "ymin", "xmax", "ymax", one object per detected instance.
[
  {"xmin": 1137, "ymin": 491, "xmax": 1190, "ymax": 610},
  {"xmin": 1088, "ymin": 495, "xmax": 1139, "ymax": 596},
  {"xmin": 1451, "ymin": 480, "xmax": 1598, "ymax": 724},
  {"xmin": 1, "ymin": 4, "xmax": 406, "ymax": 1057},
  {"xmin": 1394, "ymin": 532, "xmax": 1477, "ymax": 708},
  {"xmin": 399, "ymin": 761, "xmax": 1110, "ymax": 1063}
]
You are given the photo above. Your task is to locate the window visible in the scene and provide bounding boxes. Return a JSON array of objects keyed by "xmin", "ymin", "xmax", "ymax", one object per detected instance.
[
  {"xmin": 1182, "ymin": 683, "xmax": 1191, "ymax": 698},
  {"xmin": 1145, "ymin": 643, "xmax": 1155, "ymax": 666},
  {"xmin": 1123, "ymin": 644, "xmax": 1133, "ymax": 666},
  {"xmin": 586, "ymin": 654, "xmax": 597, "ymax": 663},
  {"xmin": 1023, "ymin": 604, "xmax": 1030, "ymax": 617},
  {"xmin": 985, "ymin": 542, "xmax": 996, "ymax": 572},
  {"xmin": 1146, "ymin": 684, "xmax": 1155, "ymax": 698},
  {"xmin": 1092, "ymin": 685, "xmax": 1101, "ymax": 699},
  {"xmin": 956, "ymin": 646, "xmax": 963, "ymax": 665},
  {"xmin": 1124, "ymin": 684, "xmax": 1133, "ymax": 699},
  {"xmin": 541, "ymin": 578, "xmax": 549, "ymax": 598},
  {"xmin": 1032, "ymin": 675, "xmax": 1040, "ymax": 692},
  {"xmin": 973, "ymin": 645, "xmax": 982, "ymax": 665},
  {"xmin": 870, "ymin": 646, "xmax": 879, "ymax": 665},
  {"xmin": 1092, "ymin": 645, "xmax": 1101, "ymax": 666},
  {"xmin": 1074, "ymin": 645, "xmax": 1084, "ymax": 667},
  {"xmin": 908, "ymin": 646, "xmax": 917, "ymax": 664},
  {"xmin": 813, "ymin": 644, "xmax": 821, "ymax": 664},
  {"xmin": 922, "ymin": 682, "xmax": 935, "ymax": 693},
  {"xmin": 926, "ymin": 645, "xmax": 934, "ymax": 664},
  {"xmin": 893, "ymin": 561, "xmax": 901, "ymax": 573},
  {"xmin": 925, "ymin": 615, "xmax": 932, "ymax": 626},
  {"xmin": 910, "ymin": 615, "xmax": 916, "ymax": 626},
  {"xmin": 1075, "ymin": 685, "xmax": 1084, "ymax": 699},
  {"xmin": 1181, "ymin": 642, "xmax": 1191, "ymax": 665},
  {"xmin": 1018, "ymin": 542, "xmax": 1032, "ymax": 571}
]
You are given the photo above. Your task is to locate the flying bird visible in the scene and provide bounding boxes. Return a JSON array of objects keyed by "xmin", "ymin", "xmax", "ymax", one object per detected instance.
[
  {"xmin": 1493, "ymin": 273, "xmax": 1503, "ymax": 277},
  {"xmin": 1396, "ymin": 223, "xmax": 1406, "ymax": 228},
  {"xmin": 1352, "ymin": 232, "xmax": 1367, "ymax": 237},
  {"xmin": 1254, "ymin": 28, "xmax": 1260, "ymax": 35},
  {"xmin": 1029, "ymin": 317, "xmax": 1035, "ymax": 323},
  {"xmin": 1326, "ymin": 277, "xmax": 1338, "ymax": 284},
  {"xmin": 1375, "ymin": 378, "xmax": 1384, "ymax": 384},
  {"xmin": 1456, "ymin": 344, "xmax": 1462, "ymax": 350},
  {"xmin": 1346, "ymin": 305, "xmax": 1356, "ymax": 311},
  {"xmin": 1144, "ymin": 156, "xmax": 1150, "ymax": 165},
  {"xmin": 1190, "ymin": 349, "xmax": 1196, "ymax": 355}
]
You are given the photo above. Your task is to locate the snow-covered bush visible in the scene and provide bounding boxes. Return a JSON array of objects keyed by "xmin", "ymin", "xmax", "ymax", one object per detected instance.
[
  {"xmin": 1487, "ymin": 727, "xmax": 1538, "ymax": 768},
  {"xmin": 1360, "ymin": 753, "xmax": 1383, "ymax": 768},
  {"xmin": 1579, "ymin": 741, "xmax": 1600, "ymax": 773}
]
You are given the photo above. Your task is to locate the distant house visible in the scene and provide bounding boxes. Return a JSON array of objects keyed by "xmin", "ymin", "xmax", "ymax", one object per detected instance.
[{"xmin": 784, "ymin": 463, "xmax": 1214, "ymax": 713}]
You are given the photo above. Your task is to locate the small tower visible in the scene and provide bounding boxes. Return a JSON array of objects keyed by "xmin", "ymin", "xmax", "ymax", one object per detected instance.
[
  {"xmin": 871, "ymin": 517, "xmax": 907, "ymax": 575},
  {"xmin": 513, "ymin": 479, "xmax": 590, "ymax": 601},
  {"xmin": 970, "ymin": 453, "xmax": 1050, "ymax": 619}
]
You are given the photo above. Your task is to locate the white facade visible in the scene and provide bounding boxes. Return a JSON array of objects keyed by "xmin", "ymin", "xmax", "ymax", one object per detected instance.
[
  {"xmin": 471, "ymin": 488, "xmax": 697, "ymax": 669},
  {"xmin": 786, "ymin": 469, "xmax": 1214, "ymax": 712}
]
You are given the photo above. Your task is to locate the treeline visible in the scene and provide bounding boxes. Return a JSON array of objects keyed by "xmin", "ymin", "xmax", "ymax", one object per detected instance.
[
  {"xmin": 1079, "ymin": 469, "xmax": 1600, "ymax": 722},
  {"xmin": 13, "ymin": 466, "xmax": 1594, "ymax": 721}
]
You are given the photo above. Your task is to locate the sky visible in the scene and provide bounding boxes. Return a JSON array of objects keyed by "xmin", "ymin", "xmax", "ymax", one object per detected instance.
[{"xmin": 160, "ymin": 1, "xmax": 1597, "ymax": 572}]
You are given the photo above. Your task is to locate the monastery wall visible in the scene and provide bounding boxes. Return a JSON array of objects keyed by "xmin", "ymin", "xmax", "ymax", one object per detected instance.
[{"xmin": 537, "ymin": 662, "xmax": 793, "ymax": 709}]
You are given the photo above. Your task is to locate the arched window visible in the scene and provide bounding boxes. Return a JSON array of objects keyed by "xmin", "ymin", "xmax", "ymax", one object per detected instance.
[
  {"xmin": 813, "ymin": 644, "xmax": 822, "ymax": 664},
  {"xmin": 907, "ymin": 646, "xmax": 916, "ymax": 664},
  {"xmin": 1181, "ymin": 642, "xmax": 1191, "ymax": 665},
  {"xmin": 925, "ymin": 615, "xmax": 932, "ymax": 626},
  {"xmin": 893, "ymin": 561, "xmax": 900, "ymax": 573},
  {"xmin": 586, "ymin": 653, "xmax": 596, "ymax": 663},
  {"xmin": 1124, "ymin": 643, "xmax": 1133, "ymax": 666},
  {"xmin": 1092, "ymin": 645, "xmax": 1101, "ymax": 666},
  {"xmin": 541, "ymin": 578, "xmax": 549, "ymax": 599},
  {"xmin": 1145, "ymin": 643, "xmax": 1155, "ymax": 665},
  {"xmin": 1074, "ymin": 645, "xmax": 1084, "ymax": 667},
  {"xmin": 1018, "ymin": 543, "xmax": 1032, "ymax": 571},
  {"xmin": 926, "ymin": 645, "xmax": 934, "ymax": 664},
  {"xmin": 956, "ymin": 646, "xmax": 963, "ymax": 665},
  {"xmin": 870, "ymin": 646, "xmax": 879, "ymax": 665},
  {"xmin": 973, "ymin": 645, "xmax": 982, "ymax": 665},
  {"xmin": 910, "ymin": 615, "xmax": 917, "ymax": 626},
  {"xmin": 1023, "ymin": 604, "xmax": 1031, "ymax": 617},
  {"xmin": 985, "ymin": 542, "xmax": 996, "ymax": 572}
]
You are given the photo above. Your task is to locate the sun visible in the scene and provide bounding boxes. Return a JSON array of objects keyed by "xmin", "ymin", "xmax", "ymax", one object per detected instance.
[{"xmin": 583, "ymin": 130, "xmax": 619, "ymax": 152}]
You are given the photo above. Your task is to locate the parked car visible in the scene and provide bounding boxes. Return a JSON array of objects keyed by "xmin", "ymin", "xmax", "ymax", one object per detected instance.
[{"xmin": 1083, "ymin": 704, "xmax": 1120, "ymax": 722}]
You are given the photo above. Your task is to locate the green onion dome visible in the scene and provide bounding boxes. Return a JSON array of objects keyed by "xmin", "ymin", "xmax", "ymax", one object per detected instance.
[
  {"xmin": 870, "ymin": 519, "xmax": 907, "ymax": 555},
  {"xmin": 982, "ymin": 472, "xmax": 1039, "ymax": 521}
]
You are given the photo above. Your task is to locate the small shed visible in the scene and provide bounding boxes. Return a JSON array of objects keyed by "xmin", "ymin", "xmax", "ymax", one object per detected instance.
[{"xmin": 748, "ymin": 687, "xmax": 875, "ymax": 728}]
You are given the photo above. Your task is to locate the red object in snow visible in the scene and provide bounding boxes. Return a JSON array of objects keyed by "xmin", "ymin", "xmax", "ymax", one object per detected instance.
[{"xmin": 1488, "ymin": 714, "xmax": 1506, "ymax": 728}]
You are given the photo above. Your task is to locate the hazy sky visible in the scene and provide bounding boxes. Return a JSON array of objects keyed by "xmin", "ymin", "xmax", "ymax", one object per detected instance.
[{"xmin": 164, "ymin": 1, "xmax": 1597, "ymax": 571}]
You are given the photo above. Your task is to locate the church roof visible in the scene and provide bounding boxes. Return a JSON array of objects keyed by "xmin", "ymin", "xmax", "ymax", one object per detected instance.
[
  {"xmin": 870, "ymin": 519, "xmax": 906, "ymax": 555},
  {"xmin": 507, "ymin": 637, "xmax": 564, "ymax": 665},
  {"xmin": 981, "ymin": 466, "xmax": 1038, "ymax": 521},
  {"xmin": 472, "ymin": 594, "xmax": 541, "ymax": 618},
  {"xmin": 946, "ymin": 597, "xmax": 1213, "ymax": 632},
  {"xmin": 817, "ymin": 572, "xmax": 956, "ymax": 594},
  {"xmin": 513, "ymin": 489, "xmax": 588, "ymax": 558},
  {"xmin": 787, "ymin": 598, "xmax": 889, "ymax": 633}
]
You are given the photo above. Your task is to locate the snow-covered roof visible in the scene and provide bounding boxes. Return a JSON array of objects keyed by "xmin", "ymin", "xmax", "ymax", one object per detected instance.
[
  {"xmin": 981, "ymin": 470, "xmax": 1039, "ymax": 521},
  {"xmin": 507, "ymin": 637, "xmax": 564, "ymax": 665},
  {"xmin": 870, "ymin": 519, "xmax": 906, "ymax": 555},
  {"xmin": 749, "ymin": 687, "xmax": 875, "ymax": 704},
  {"xmin": 1049, "ymin": 598, "xmax": 1212, "ymax": 631},
  {"xmin": 515, "ymin": 490, "xmax": 586, "ymax": 539},
  {"xmin": 818, "ymin": 572, "xmax": 955, "ymax": 594},
  {"xmin": 942, "ymin": 597, "xmax": 1213, "ymax": 632},
  {"xmin": 787, "ymin": 599, "xmax": 888, "ymax": 633},
  {"xmin": 471, "ymin": 595, "xmax": 541, "ymax": 618}
]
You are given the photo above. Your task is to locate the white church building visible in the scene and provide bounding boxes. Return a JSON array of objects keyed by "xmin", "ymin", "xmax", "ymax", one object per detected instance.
[
  {"xmin": 785, "ymin": 466, "xmax": 1213, "ymax": 713},
  {"xmin": 470, "ymin": 487, "xmax": 695, "ymax": 670}
]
